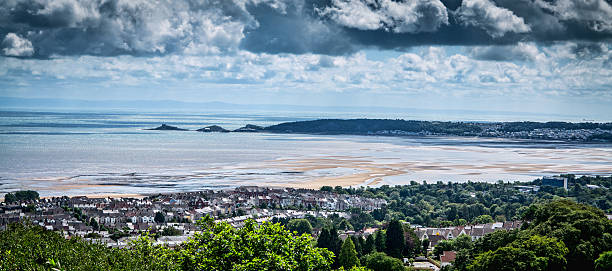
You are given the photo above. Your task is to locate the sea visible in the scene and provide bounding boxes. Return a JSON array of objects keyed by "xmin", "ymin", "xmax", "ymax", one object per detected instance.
[{"xmin": 1, "ymin": 110, "xmax": 611, "ymax": 197}]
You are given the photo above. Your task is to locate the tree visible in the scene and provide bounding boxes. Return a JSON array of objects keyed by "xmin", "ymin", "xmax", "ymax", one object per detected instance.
[
  {"xmin": 349, "ymin": 211, "xmax": 375, "ymax": 230},
  {"xmin": 339, "ymin": 219, "xmax": 354, "ymax": 231},
  {"xmin": 351, "ymin": 236, "xmax": 363, "ymax": 257},
  {"xmin": 338, "ymin": 237, "xmax": 360, "ymax": 269},
  {"xmin": 361, "ymin": 252, "xmax": 405, "ymax": 271},
  {"xmin": 522, "ymin": 200, "xmax": 612, "ymax": 270},
  {"xmin": 469, "ymin": 246, "xmax": 535, "ymax": 271},
  {"xmin": 321, "ymin": 186, "xmax": 333, "ymax": 192},
  {"xmin": 4, "ymin": 190, "xmax": 39, "ymax": 203},
  {"xmin": 374, "ymin": 230, "xmax": 386, "ymax": 253},
  {"xmin": 473, "ymin": 229, "xmax": 518, "ymax": 254},
  {"xmin": 181, "ymin": 217, "xmax": 333, "ymax": 270},
  {"xmin": 468, "ymin": 235, "xmax": 568, "ymax": 271},
  {"xmin": 472, "ymin": 215, "xmax": 494, "ymax": 224},
  {"xmin": 318, "ymin": 228, "xmax": 331, "ymax": 249},
  {"xmin": 288, "ymin": 219, "xmax": 313, "ymax": 235},
  {"xmin": 595, "ymin": 251, "xmax": 612, "ymax": 271},
  {"xmin": 161, "ymin": 226, "xmax": 181, "ymax": 236},
  {"xmin": 3, "ymin": 193, "xmax": 16, "ymax": 204},
  {"xmin": 317, "ymin": 226, "xmax": 342, "ymax": 267},
  {"xmin": 454, "ymin": 249, "xmax": 472, "ymax": 271},
  {"xmin": 335, "ymin": 186, "xmax": 345, "ymax": 194},
  {"xmin": 0, "ymin": 223, "xmax": 180, "ymax": 271},
  {"xmin": 385, "ymin": 220, "xmax": 405, "ymax": 258},
  {"xmin": 453, "ymin": 234, "xmax": 473, "ymax": 251},
  {"xmin": 434, "ymin": 240, "xmax": 455, "ymax": 259},
  {"xmin": 403, "ymin": 228, "xmax": 420, "ymax": 258},
  {"xmin": 421, "ymin": 239, "xmax": 430, "ymax": 255},
  {"xmin": 154, "ymin": 212, "xmax": 165, "ymax": 223},
  {"xmin": 89, "ymin": 218, "xmax": 99, "ymax": 231},
  {"xmin": 363, "ymin": 234, "xmax": 375, "ymax": 255}
]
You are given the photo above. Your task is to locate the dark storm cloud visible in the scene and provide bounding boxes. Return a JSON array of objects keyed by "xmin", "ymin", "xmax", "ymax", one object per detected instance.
[
  {"xmin": 0, "ymin": 0, "xmax": 611, "ymax": 58},
  {"xmin": 240, "ymin": 2, "xmax": 356, "ymax": 55}
]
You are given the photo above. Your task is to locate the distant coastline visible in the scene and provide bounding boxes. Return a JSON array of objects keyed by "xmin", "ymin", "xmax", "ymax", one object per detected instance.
[{"xmin": 148, "ymin": 119, "xmax": 612, "ymax": 143}]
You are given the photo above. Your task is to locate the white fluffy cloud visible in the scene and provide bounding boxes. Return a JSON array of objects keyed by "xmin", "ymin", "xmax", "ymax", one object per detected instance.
[
  {"xmin": 319, "ymin": 0, "xmax": 449, "ymax": 33},
  {"xmin": 535, "ymin": 0, "xmax": 612, "ymax": 32},
  {"xmin": 0, "ymin": 0, "xmax": 280, "ymax": 56},
  {"xmin": 457, "ymin": 0, "xmax": 531, "ymax": 38},
  {"xmin": 3, "ymin": 43, "xmax": 610, "ymax": 102},
  {"xmin": 2, "ymin": 33, "xmax": 34, "ymax": 57}
]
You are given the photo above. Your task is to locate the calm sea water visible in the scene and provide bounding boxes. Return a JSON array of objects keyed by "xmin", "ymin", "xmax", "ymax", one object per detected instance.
[{"xmin": 1, "ymin": 110, "xmax": 611, "ymax": 197}]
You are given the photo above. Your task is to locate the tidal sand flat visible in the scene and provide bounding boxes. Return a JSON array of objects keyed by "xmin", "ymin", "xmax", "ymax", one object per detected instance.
[{"xmin": 1, "ymin": 111, "xmax": 611, "ymax": 197}]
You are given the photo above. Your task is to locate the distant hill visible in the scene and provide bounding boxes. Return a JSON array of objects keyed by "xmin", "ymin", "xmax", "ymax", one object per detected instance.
[{"xmin": 264, "ymin": 119, "xmax": 483, "ymax": 135}]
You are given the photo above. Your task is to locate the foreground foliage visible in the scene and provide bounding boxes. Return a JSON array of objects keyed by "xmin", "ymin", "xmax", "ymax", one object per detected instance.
[
  {"xmin": 181, "ymin": 217, "xmax": 332, "ymax": 270},
  {"xmin": 435, "ymin": 200, "xmax": 612, "ymax": 271},
  {"xmin": 0, "ymin": 217, "xmax": 333, "ymax": 271}
]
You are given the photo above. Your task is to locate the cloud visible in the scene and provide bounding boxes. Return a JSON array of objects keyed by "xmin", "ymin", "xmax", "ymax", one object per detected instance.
[
  {"xmin": 535, "ymin": 0, "xmax": 612, "ymax": 33},
  {"xmin": 470, "ymin": 42, "xmax": 543, "ymax": 62},
  {"xmin": 2, "ymin": 33, "xmax": 34, "ymax": 57},
  {"xmin": 0, "ymin": 0, "xmax": 611, "ymax": 57},
  {"xmin": 456, "ymin": 0, "xmax": 531, "ymax": 38},
  {"xmin": 0, "ymin": 0, "xmax": 268, "ymax": 57},
  {"xmin": 238, "ymin": 2, "xmax": 356, "ymax": 55},
  {"xmin": 318, "ymin": 0, "xmax": 449, "ymax": 33}
]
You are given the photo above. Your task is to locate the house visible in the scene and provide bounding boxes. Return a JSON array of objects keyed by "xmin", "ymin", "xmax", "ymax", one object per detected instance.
[
  {"xmin": 541, "ymin": 177, "xmax": 568, "ymax": 190},
  {"xmin": 428, "ymin": 234, "xmax": 447, "ymax": 248},
  {"xmin": 440, "ymin": 251, "xmax": 457, "ymax": 267}
]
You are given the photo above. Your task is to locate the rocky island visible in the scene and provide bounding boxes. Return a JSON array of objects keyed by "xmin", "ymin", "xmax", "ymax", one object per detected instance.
[
  {"xmin": 145, "ymin": 124, "xmax": 188, "ymax": 131},
  {"xmin": 233, "ymin": 124, "xmax": 264, "ymax": 132},
  {"xmin": 196, "ymin": 125, "xmax": 229, "ymax": 133}
]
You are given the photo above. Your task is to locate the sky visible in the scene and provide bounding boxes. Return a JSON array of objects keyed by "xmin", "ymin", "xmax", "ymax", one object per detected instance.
[{"xmin": 0, "ymin": 0, "xmax": 611, "ymax": 119}]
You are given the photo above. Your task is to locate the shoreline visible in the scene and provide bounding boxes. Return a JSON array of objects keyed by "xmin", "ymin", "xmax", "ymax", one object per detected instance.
[{"xmin": 22, "ymin": 171, "xmax": 612, "ymax": 199}]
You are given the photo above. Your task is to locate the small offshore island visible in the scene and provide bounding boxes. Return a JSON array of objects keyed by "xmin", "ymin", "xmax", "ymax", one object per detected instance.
[{"xmin": 148, "ymin": 119, "xmax": 612, "ymax": 143}]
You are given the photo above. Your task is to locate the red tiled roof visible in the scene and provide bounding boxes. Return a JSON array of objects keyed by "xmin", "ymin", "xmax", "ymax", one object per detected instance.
[{"xmin": 441, "ymin": 251, "xmax": 457, "ymax": 263}]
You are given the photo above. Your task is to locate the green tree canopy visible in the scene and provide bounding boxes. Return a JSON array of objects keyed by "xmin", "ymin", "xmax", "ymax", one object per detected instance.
[
  {"xmin": 317, "ymin": 226, "xmax": 343, "ymax": 267},
  {"xmin": 3, "ymin": 190, "xmax": 39, "ymax": 203},
  {"xmin": 472, "ymin": 215, "xmax": 494, "ymax": 224},
  {"xmin": 339, "ymin": 237, "xmax": 360, "ymax": 269},
  {"xmin": 339, "ymin": 219, "xmax": 354, "ymax": 231},
  {"xmin": 154, "ymin": 212, "xmax": 165, "ymax": 223},
  {"xmin": 288, "ymin": 219, "xmax": 313, "ymax": 235},
  {"xmin": 181, "ymin": 217, "xmax": 333, "ymax": 270},
  {"xmin": 472, "ymin": 229, "xmax": 518, "ymax": 254},
  {"xmin": 374, "ymin": 230, "xmax": 386, "ymax": 253},
  {"xmin": 1, "ymin": 218, "xmax": 334, "ymax": 271},
  {"xmin": 522, "ymin": 199, "xmax": 612, "ymax": 270},
  {"xmin": 320, "ymin": 186, "xmax": 333, "ymax": 192},
  {"xmin": 363, "ymin": 234, "xmax": 376, "ymax": 255},
  {"xmin": 595, "ymin": 251, "xmax": 612, "ymax": 271},
  {"xmin": 361, "ymin": 252, "xmax": 405, "ymax": 271},
  {"xmin": 384, "ymin": 220, "xmax": 405, "ymax": 259},
  {"xmin": 351, "ymin": 236, "xmax": 363, "ymax": 257},
  {"xmin": 468, "ymin": 235, "xmax": 568, "ymax": 271}
]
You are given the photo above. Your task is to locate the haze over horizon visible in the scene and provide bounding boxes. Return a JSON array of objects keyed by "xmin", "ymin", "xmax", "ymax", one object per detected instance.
[{"xmin": 1, "ymin": 0, "xmax": 611, "ymax": 119}]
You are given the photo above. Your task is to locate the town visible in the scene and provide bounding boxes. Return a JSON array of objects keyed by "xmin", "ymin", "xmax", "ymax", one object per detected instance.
[
  {"xmin": 1, "ymin": 187, "xmax": 387, "ymax": 246},
  {"xmin": 0, "ymin": 185, "xmax": 527, "ymax": 270},
  {"xmin": 2, "ymin": 174, "xmax": 610, "ymax": 271}
]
